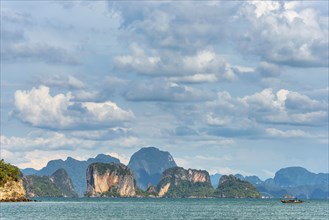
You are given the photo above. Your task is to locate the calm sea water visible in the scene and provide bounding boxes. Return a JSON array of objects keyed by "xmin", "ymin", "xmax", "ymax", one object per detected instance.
[{"xmin": 1, "ymin": 198, "xmax": 328, "ymax": 220}]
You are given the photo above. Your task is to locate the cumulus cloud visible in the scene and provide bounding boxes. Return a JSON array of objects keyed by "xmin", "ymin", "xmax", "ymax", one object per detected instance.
[
  {"xmin": 238, "ymin": 1, "xmax": 328, "ymax": 67},
  {"xmin": 206, "ymin": 88, "xmax": 328, "ymax": 132},
  {"xmin": 114, "ymin": 1, "xmax": 241, "ymax": 53},
  {"xmin": 114, "ymin": 45, "xmax": 236, "ymax": 81},
  {"xmin": 12, "ymin": 85, "xmax": 134, "ymax": 130}
]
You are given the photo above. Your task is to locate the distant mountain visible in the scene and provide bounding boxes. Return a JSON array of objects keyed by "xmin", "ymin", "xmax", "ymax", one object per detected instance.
[
  {"xmin": 20, "ymin": 168, "xmax": 37, "ymax": 176},
  {"xmin": 23, "ymin": 168, "xmax": 78, "ymax": 197},
  {"xmin": 128, "ymin": 147, "xmax": 177, "ymax": 189},
  {"xmin": 256, "ymin": 167, "xmax": 329, "ymax": 199},
  {"xmin": 22, "ymin": 154, "xmax": 120, "ymax": 196},
  {"xmin": 274, "ymin": 167, "xmax": 329, "ymax": 187},
  {"xmin": 210, "ymin": 174, "xmax": 221, "ymax": 188},
  {"xmin": 234, "ymin": 174, "xmax": 264, "ymax": 186},
  {"xmin": 214, "ymin": 175, "xmax": 260, "ymax": 198}
]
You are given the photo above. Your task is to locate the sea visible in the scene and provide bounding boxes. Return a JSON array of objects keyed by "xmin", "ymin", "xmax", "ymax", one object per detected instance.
[{"xmin": 1, "ymin": 198, "xmax": 328, "ymax": 220}]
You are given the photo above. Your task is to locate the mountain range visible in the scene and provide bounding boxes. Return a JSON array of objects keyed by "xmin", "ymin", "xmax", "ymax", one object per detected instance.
[
  {"xmin": 21, "ymin": 147, "xmax": 329, "ymax": 199},
  {"xmin": 214, "ymin": 167, "xmax": 329, "ymax": 199},
  {"xmin": 22, "ymin": 154, "xmax": 120, "ymax": 196}
]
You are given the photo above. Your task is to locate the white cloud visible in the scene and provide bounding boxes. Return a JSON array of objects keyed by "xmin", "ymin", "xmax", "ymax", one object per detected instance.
[
  {"xmin": 0, "ymin": 132, "xmax": 95, "ymax": 152},
  {"xmin": 239, "ymin": 1, "xmax": 328, "ymax": 67},
  {"xmin": 206, "ymin": 113, "xmax": 232, "ymax": 126},
  {"xmin": 170, "ymin": 74, "xmax": 218, "ymax": 83},
  {"xmin": 12, "ymin": 85, "xmax": 134, "ymax": 130},
  {"xmin": 113, "ymin": 43, "xmax": 160, "ymax": 74},
  {"xmin": 248, "ymin": 1, "xmax": 280, "ymax": 18},
  {"xmin": 266, "ymin": 128, "xmax": 309, "ymax": 138},
  {"xmin": 114, "ymin": 45, "xmax": 236, "ymax": 82},
  {"xmin": 207, "ymin": 88, "xmax": 328, "ymax": 129}
]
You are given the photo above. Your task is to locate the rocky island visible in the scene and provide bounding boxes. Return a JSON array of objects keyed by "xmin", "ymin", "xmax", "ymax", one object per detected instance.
[
  {"xmin": 157, "ymin": 167, "xmax": 214, "ymax": 198},
  {"xmin": 86, "ymin": 163, "xmax": 136, "ymax": 197},
  {"xmin": 0, "ymin": 160, "xmax": 30, "ymax": 202},
  {"xmin": 214, "ymin": 175, "xmax": 260, "ymax": 198}
]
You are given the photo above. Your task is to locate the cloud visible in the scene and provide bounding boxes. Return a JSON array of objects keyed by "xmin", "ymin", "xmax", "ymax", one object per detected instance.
[
  {"xmin": 114, "ymin": 45, "xmax": 236, "ymax": 81},
  {"xmin": 69, "ymin": 128, "xmax": 132, "ymax": 141},
  {"xmin": 113, "ymin": 43, "xmax": 161, "ymax": 75},
  {"xmin": 261, "ymin": 111, "xmax": 328, "ymax": 126},
  {"xmin": 205, "ymin": 88, "xmax": 328, "ymax": 137},
  {"xmin": 255, "ymin": 61, "xmax": 283, "ymax": 78},
  {"xmin": 12, "ymin": 85, "xmax": 134, "ymax": 130},
  {"xmin": 125, "ymin": 78, "xmax": 215, "ymax": 102},
  {"xmin": 238, "ymin": 1, "xmax": 328, "ymax": 67},
  {"xmin": 114, "ymin": 1, "xmax": 241, "ymax": 53},
  {"xmin": 284, "ymin": 91, "xmax": 328, "ymax": 111},
  {"xmin": 1, "ymin": 8, "xmax": 32, "ymax": 24},
  {"xmin": 265, "ymin": 128, "xmax": 310, "ymax": 138},
  {"xmin": 0, "ymin": 132, "xmax": 95, "ymax": 152},
  {"xmin": 40, "ymin": 75, "xmax": 85, "ymax": 90},
  {"xmin": 2, "ymin": 43, "xmax": 81, "ymax": 65}
]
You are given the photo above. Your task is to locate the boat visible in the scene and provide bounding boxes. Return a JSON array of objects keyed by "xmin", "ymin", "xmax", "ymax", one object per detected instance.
[
  {"xmin": 281, "ymin": 199, "xmax": 303, "ymax": 203},
  {"xmin": 281, "ymin": 194, "xmax": 303, "ymax": 203}
]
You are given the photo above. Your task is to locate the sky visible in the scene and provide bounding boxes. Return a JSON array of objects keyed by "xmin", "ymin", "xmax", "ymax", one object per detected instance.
[{"xmin": 1, "ymin": 0, "xmax": 328, "ymax": 180}]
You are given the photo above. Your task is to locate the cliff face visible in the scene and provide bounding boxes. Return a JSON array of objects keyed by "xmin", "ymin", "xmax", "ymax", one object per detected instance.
[
  {"xmin": 157, "ymin": 167, "xmax": 213, "ymax": 198},
  {"xmin": 0, "ymin": 180, "xmax": 30, "ymax": 202},
  {"xmin": 22, "ymin": 154, "xmax": 120, "ymax": 196},
  {"xmin": 0, "ymin": 160, "xmax": 30, "ymax": 202},
  {"xmin": 86, "ymin": 163, "xmax": 136, "ymax": 197}
]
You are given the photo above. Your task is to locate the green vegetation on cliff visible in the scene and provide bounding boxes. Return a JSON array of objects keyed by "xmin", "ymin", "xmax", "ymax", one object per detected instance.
[
  {"xmin": 165, "ymin": 180, "xmax": 214, "ymax": 198},
  {"xmin": 92, "ymin": 163, "xmax": 131, "ymax": 176},
  {"xmin": 23, "ymin": 175, "xmax": 63, "ymax": 197},
  {"xmin": 23, "ymin": 169, "xmax": 78, "ymax": 197},
  {"xmin": 214, "ymin": 175, "xmax": 260, "ymax": 198},
  {"xmin": 135, "ymin": 187, "xmax": 158, "ymax": 197},
  {"xmin": 0, "ymin": 159, "xmax": 20, "ymax": 187}
]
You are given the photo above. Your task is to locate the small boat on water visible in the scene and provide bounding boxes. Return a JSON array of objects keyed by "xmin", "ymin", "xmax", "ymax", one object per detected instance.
[
  {"xmin": 281, "ymin": 199, "xmax": 303, "ymax": 203},
  {"xmin": 281, "ymin": 194, "xmax": 303, "ymax": 203}
]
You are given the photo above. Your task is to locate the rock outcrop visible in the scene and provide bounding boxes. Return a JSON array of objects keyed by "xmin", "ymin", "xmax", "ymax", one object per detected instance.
[
  {"xmin": 146, "ymin": 184, "xmax": 157, "ymax": 195},
  {"xmin": 0, "ymin": 160, "xmax": 30, "ymax": 202},
  {"xmin": 214, "ymin": 175, "xmax": 260, "ymax": 198},
  {"xmin": 0, "ymin": 180, "xmax": 30, "ymax": 202},
  {"xmin": 128, "ymin": 147, "xmax": 177, "ymax": 190},
  {"xmin": 22, "ymin": 154, "xmax": 120, "ymax": 196},
  {"xmin": 86, "ymin": 163, "xmax": 136, "ymax": 197},
  {"xmin": 157, "ymin": 167, "xmax": 214, "ymax": 198},
  {"xmin": 23, "ymin": 169, "xmax": 78, "ymax": 197}
]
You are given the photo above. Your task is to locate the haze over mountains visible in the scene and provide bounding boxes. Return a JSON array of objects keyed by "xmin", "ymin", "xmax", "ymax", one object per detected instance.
[{"xmin": 21, "ymin": 147, "xmax": 329, "ymax": 199}]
